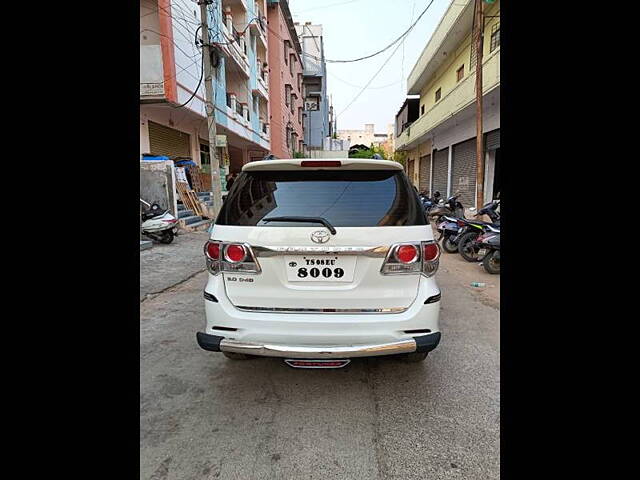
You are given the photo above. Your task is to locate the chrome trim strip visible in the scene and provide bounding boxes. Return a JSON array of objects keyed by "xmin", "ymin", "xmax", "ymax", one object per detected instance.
[
  {"xmin": 252, "ymin": 245, "xmax": 389, "ymax": 257},
  {"xmin": 219, "ymin": 338, "xmax": 417, "ymax": 358},
  {"xmin": 234, "ymin": 305, "xmax": 408, "ymax": 314}
]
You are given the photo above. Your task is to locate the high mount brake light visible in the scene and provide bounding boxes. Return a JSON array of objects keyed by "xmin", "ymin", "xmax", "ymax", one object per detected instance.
[{"xmin": 300, "ymin": 161, "xmax": 342, "ymax": 167}]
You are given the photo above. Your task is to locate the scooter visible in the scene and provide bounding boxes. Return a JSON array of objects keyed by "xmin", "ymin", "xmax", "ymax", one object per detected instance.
[{"xmin": 140, "ymin": 199, "xmax": 178, "ymax": 244}]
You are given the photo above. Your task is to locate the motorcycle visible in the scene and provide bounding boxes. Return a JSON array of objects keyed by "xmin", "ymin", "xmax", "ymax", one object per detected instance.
[
  {"xmin": 436, "ymin": 215, "xmax": 464, "ymax": 252},
  {"xmin": 419, "ymin": 190, "xmax": 441, "ymax": 216},
  {"xmin": 140, "ymin": 198, "xmax": 178, "ymax": 244},
  {"xmin": 476, "ymin": 231, "xmax": 500, "ymax": 274},
  {"xmin": 428, "ymin": 192, "xmax": 465, "ymax": 225},
  {"xmin": 456, "ymin": 201, "xmax": 501, "ymax": 262}
]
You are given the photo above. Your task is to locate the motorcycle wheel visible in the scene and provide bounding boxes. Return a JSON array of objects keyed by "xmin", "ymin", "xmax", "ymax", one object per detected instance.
[
  {"xmin": 482, "ymin": 250, "xmax": 500, "ymax": 274},
  {"xmin": 442, "ymin": 235, "xmax": 458, "ymax": 253},
  {"xmin": 458, "ymin": 232, "xmax": 482, "ymax": 262},
  {"xmin": 159, "ymin": 230, "xmax": 174, "ymax": 244}
]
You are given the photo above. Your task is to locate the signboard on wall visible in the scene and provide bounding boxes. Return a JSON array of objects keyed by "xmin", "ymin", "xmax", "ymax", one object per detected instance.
[
  {"xmin": 175, "ymin": 167, "xmax": 188, "ymax": 184},
  {"xmin": 140, "ymin": 83, "xmax": 164, "ymax": 96},
  {"xmin": 215, "ymin": 135, "xmax": 227, "ymax": 147},
  {"xmin": 305, "ymin": 98, "xmax": 319, "ymax": 111}
]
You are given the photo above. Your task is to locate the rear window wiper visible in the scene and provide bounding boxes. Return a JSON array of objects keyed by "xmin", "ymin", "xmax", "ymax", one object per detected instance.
[{"xmin": 262, "ymin": 216, "xmax": 337, "ymax": 235}]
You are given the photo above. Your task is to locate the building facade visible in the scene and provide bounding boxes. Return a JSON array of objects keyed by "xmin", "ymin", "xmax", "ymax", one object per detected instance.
[
  {"xmin": 140, "ymin": 0, "xmax": 271, "ymax": 184},
  {"xmin": 266, "ymin": 0, "xmax": 304, "ymax": 158},
  {"xmin": 394, "ymin": 0, "xmax": 500, "ymax": 207},
  {"xmin": 337, "ymin": 124, "xmax": 393, "ymax": 150},
  {"xmin": 294, "ymin": 22, "xmax": 330, "ymax": 150}
]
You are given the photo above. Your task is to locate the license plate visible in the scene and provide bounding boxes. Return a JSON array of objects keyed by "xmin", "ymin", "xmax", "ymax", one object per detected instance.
[
  {"xmin": 478, "ymin": 248, "xmax": 487, "ymax": 256},
  {"xmin": 285, "ymin": 255, "xmax": 356, "ymax": 282}
]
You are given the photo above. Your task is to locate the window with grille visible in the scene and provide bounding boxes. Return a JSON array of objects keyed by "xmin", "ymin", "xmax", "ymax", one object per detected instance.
[
  {"xmin": 490, "ymin": 23, "xmax": 500, "ymax": 52},
  {"xmin": 435, "ymin": 88, "xmax": 441, "ymax": 102},
  {"xmin": 285, "ymin": 84, "xmax": 292, "ymax": 106},
  {"xmin": 457, "ymin": 65, "xmax": 464, "ymax": 82}
]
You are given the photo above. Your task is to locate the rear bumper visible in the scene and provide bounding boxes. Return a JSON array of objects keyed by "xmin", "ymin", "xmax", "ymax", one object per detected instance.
[{"xmin": 196, "ymin": 331, "xmax": 441, "ymax": 358}]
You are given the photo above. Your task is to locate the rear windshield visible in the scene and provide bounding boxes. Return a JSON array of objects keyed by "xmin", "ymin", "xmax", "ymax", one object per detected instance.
[{"xmin": 216, "ymin": 169, "xmax": 426, "ymax": 227}]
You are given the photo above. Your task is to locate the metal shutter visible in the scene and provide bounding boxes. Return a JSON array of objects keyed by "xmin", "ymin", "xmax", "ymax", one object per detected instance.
[
  {"xmin": 452, "ymin": 138, "xmax": 477, "ymax": 208},
  {"xmin": 432, "ymin": 149, "xmax": 449, "ymax": 197},
  {"xmin": 486, "ymin": 129, "xmax": 500, "ymax": 150},
  {"xmin": 148, "ymin": 121, "xmax": 191, "ymax": 158},
  {"xmin": 418, "ymin": 154, "xmax": 431, "ymax": 192}
]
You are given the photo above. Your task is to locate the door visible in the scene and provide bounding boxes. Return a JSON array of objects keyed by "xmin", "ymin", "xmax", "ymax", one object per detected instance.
[{"xmin": 214, "ymin": 169, "xmax": 430, "ymax": 310}]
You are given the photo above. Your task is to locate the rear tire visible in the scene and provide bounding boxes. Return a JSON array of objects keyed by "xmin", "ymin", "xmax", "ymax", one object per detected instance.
[
  {"xmin": 458, "ymin": 232, "xmax": 481, "ymax": 262},
  {"xmin": 222, "ymin": 351, "xmax": 252, "ymax": 360},
  {"xmin": 401, "ymin": 351, "xmax": 428, "ymax": 363},
  {"xmin": 159, "ymin": 230, "xmax": 174, "ymax": 244},
  {"xmin": 482, "ymin": 250, "xmax": 500, "ymax": 274},
  {"xmin": 442, "ymin": 235, "xmax": 458, "ymax": 253}
]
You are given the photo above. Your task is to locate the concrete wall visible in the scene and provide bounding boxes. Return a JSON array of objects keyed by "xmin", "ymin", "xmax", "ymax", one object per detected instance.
[
  {"xmin": 140, "ymin": 160, "xmax": 178, "ymax": 218},
  {"xmin": 307, "ymin": 150, "xmax": 348, "ymax": 159}
]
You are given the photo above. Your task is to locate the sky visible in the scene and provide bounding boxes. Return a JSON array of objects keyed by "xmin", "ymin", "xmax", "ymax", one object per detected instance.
[{"xmin": 289, "ymin": 0, "xmax": 453, "ymax": 133}]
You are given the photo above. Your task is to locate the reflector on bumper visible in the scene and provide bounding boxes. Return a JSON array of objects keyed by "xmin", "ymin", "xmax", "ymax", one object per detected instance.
[{"xmin": 284, "ymin": 359, "xmax": 351, "ymax": 369}]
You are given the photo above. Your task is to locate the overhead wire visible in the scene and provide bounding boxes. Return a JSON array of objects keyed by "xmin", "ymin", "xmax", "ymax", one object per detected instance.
[
  {"xmin": 303, "ymin": 0, "xmax": 436, "ymax": 64},
  {"xmin": 337, "ymin": 34, "xmax": 406, "ymax": 117}
]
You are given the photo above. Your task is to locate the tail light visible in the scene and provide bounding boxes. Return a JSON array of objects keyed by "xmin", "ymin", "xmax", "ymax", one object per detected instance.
[
  {"xmin": 204, "ymin": 241, "xmax": 261, "ymax": 275},
  {"xmin": 162, "ymin": 219, "xmax": 177, "ymax": 223},
  {"xmin": 381, "ymin": 241, "xmax": 440, "ymax": 277},
  {"xmin": 457, "ymin": 220, "xmax": 466, "ymax": 227},
  {"xmin": 225, "ymin": 244, "xmax": 247, "ymax": 263},
  {"xmin": 395, "ymin": 245, "xmax": 419, "ymax": 264}
]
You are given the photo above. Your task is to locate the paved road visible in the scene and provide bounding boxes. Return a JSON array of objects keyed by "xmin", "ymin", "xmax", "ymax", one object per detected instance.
[
  {"xmin": 140, "ymin": 231, "xmax": 210, "ymax": 301},
  {"xmin": 140, "ymin": 244, "xmax": 499, "ymax": 480}
]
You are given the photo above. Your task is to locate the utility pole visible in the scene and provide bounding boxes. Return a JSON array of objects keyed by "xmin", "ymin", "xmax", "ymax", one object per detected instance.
[
  {"xmin": 474, "ymin": 0, "xmax": 485, "ymax": 209},
  {"xmin": 198, "ymin": 0, "xmax": 223, "ymax": 216}
]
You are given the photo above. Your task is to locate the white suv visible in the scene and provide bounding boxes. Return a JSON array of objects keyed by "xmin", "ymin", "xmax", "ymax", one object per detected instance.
[{"xmin": 196, "ymin": 158, "xmax": 441, "ymax": 367}]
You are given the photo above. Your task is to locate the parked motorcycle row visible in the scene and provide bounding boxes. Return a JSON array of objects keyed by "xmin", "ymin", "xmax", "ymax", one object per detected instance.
[{"xmin": 419, "ymin": 191, "xmax": 501, "ymax": 275}]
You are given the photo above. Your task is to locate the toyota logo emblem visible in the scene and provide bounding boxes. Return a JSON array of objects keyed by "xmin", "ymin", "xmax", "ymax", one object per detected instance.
[{"xmin": 310, "ymin": 230, "xmax": 330, "ymax": 244}]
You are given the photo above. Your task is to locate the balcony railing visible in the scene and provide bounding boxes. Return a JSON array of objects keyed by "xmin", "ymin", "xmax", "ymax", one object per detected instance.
[{"xmin": 396, "ymin": 49, "xmax": 500, "ymax": 150}]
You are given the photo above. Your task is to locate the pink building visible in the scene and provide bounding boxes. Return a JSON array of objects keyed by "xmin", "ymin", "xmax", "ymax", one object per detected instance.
[{"xmin": 266, "ymin": 0, "xmax": 304, "ymax": 158}]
